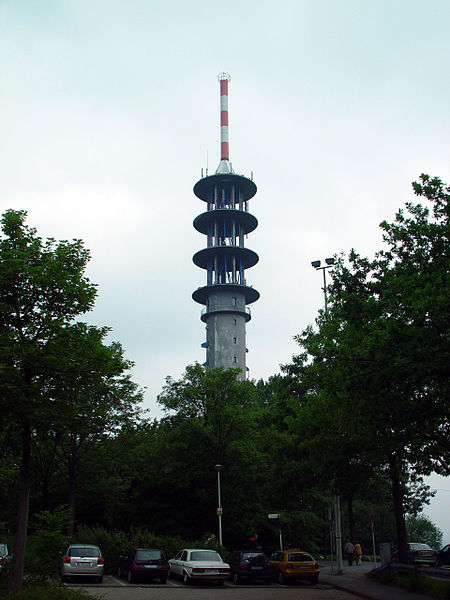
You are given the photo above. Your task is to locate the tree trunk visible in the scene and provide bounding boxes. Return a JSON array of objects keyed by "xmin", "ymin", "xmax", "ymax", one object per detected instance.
[
  {"xmin": 389, "ymin": 453, "xmax": 408, "ymax": 562},
  {"xmin": 8, "ymin": 421, "xmax": 32, "ymax": 594}
]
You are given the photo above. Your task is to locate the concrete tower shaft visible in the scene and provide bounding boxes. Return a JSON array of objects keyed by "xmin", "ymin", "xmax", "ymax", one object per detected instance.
[{"xmin": 192, "ymin": 74, "xmax": 259, "ymax": 378}]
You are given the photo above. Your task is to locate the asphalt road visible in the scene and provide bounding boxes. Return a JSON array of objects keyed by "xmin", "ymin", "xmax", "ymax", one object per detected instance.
[{"xmin": 66, "ymin": 575, "xmax": 359, "ymax": 599}]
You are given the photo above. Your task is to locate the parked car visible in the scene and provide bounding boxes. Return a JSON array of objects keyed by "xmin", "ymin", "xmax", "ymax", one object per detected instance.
[
  {"xmin": 226, "ymin": 550, "xmax": 271, "ymax": 584},
  {"xmin": 168, "ymin": 549, "xmax": 230, "ymax": 585},
  {"xmin": 118, "ymin": 548, "xmax": 168, "ymax": 583},
  {"xmin": 391, "ymin": 543, "xmax": 437, "ymax": 566},
  {"xmin": 437, "ymin": 544, "xmax": 450, "ymax": 568},
  {"xmin": 61, "ymin": 544, "xmax": 104, "ymax": 583},
  {"xmin": 269, "ymin": 549, "xmax": 319, "ymax": 585},
  {"xmin": 0, "ymin": 544, "xmax": 12, "ymax": 569}
]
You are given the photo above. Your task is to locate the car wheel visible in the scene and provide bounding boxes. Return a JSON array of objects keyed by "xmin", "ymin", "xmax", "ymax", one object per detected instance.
[
  {"xmin": 233, "ymin": 572, "xmax": 241, "ymax": 584},
  {"xmin": 183, "ymin": 571, "xmax": 191, "ymax": 585},
  {"xmin": 127, "ymin": 570, "xmax": 134, "ymax": 584},
  {"xmin": 310, "ymin": 577, "xmax": 318, "ymax": 585},
  {"xmin": 277, "ymin": 571, "xmax": 286, "ymax": 584}
]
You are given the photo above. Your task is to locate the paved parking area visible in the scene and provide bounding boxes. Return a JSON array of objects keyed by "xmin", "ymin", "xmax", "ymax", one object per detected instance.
[{"xmin": 65, "ymin": 574, "xmax": 359, "ymax": 599}]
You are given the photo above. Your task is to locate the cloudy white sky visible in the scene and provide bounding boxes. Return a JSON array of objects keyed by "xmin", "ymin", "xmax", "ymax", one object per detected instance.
[{"xmin": 1, "ymin": 0, "xmax": 449, "ymax": 541}]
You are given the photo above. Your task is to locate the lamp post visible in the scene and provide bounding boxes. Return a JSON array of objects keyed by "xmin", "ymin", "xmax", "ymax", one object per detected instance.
[
  {"xmin": 214, "ymin": 464, "xmax": 223, "ymax": 546},
  {"xmin": 311, "ymin": 257, "xmax": 343, "ymax": 574}
]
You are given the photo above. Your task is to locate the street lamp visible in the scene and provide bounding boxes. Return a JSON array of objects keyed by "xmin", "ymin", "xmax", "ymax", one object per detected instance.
[
  {"xmin": 214, "ymin": 464, "xmax": 223, "ymax": 545},
  {"xmin": 311, "ymin": 257, "xmax": 343, "ymax": 574}
]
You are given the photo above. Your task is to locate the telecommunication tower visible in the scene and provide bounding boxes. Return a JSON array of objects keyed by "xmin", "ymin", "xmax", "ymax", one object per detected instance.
[{"xmin": 192, "ymin": 73, "xmax": 259, "ymax": 378}]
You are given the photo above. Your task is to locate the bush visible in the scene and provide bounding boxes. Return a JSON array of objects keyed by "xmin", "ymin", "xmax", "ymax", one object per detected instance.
[
  {"xmin": 75, "ymin": 525, "xmax": 208, "ymax": 573},
  {"xmin": 25, "ymin": 507, "xmax": 71, "ymax": 584},
  {"xmin": 4, "ymin": 585, "xmax": 101, "ymax": 599}
]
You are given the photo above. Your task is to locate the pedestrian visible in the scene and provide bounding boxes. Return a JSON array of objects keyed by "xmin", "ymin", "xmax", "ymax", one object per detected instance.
[
  {"xmin": 354, "ymin": 541, "xmax": 362, "ymax": 566},
  {"xmin": 344, "ymin": 541, "xmax": 355, "ymax": 566},
  {"xmin": 245, "ymin": 533, "xmax": 262, "ymax": 551}
]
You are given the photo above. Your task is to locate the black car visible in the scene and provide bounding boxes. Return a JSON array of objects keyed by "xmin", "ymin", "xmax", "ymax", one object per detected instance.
[
  {"xmin": 437, "ymin": 544, "xmax": 450, "ymax": 568},
  {"xmin": 226, "ymin": 550, "xmax": 271, "ymax": 584},
  {"xmin": 118, "ymin": 548, "xmax": 168, "ymax": 583}
]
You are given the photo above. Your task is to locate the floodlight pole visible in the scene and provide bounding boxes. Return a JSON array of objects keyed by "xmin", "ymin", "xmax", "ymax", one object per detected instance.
[{"xmin": 311, "ymin": 258, "xmax": 343, "ymax": 575}]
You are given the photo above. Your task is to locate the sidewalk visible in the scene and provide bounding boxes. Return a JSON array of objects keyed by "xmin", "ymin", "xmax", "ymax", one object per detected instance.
[{"xmin": 319, "ymin": 561, "xmax": 436, "ymax": 600}]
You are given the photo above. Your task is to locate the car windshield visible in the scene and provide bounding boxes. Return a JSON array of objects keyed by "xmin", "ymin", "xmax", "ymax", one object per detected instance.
[
  {"xmin": 288, "ymin": 553, "xmax": 314, "ymax": 562},
  {"xmin": 68, "ymin": 547, "xmax": 100, "ymax": 557},
  {"xmin": 136, "ymin": 550, "xmax": 163, "ymax": 560},
  {"xmin": 190, "ymin": 551, "xmax": 221, "ymax": 562},
  {"xmin": 410, "ymin": 544, "xmax": 432, "ymax": 550}
]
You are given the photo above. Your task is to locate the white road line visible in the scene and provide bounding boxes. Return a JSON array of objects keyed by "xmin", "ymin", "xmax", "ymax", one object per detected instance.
[{"xmin": 110, "ymin": 576, "xmax": 127, "ymax": 586}]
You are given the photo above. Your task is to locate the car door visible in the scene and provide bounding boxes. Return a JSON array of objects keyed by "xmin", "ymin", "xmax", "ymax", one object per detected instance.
[
  {"xmin": 439, "ymin": 545, "xmax": 450, "ymax": 566},
  {"xmin": 269, "ymin": 551, "xmax": 282, "ymax": 574},
  {"xmin": 171, "ymin": 550, "xmax": 184, "ymax": 576}
]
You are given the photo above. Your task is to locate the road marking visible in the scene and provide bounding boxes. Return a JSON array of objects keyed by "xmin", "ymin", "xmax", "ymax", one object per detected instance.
[{"xmin": 110, "ymin": 576, "xmax": 126, "ymax": 586}]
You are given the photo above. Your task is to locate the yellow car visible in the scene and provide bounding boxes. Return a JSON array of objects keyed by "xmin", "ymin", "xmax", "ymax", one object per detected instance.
[{"xmin": 269, "ymin": 549, "xmax": 319, "ymax": 585}]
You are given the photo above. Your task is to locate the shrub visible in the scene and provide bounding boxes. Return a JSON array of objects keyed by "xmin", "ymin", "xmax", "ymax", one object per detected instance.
[
  {"xmin": 75, "ymin": 525, "xmax": 206, "ymax": 573},
  {"xmin": 5, "ymin": 585, "xmax": 101, "ymax": 599}
]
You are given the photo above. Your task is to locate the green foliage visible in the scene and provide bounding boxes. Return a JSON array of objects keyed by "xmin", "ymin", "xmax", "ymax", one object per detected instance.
[
  {"xmin": 75, "ymin": 525, "xmax": 203, "ymax": 573},
  {"xmin": 406, "ymin": 514, "xmax": 443, "ymax": 550},
  {"xmin": 4, "ymin": 586, "xmax": 100, "ymax": 599},
  {"xmin": 371, "ymin": 569, "xmax": 450, "ymax": 600},
  {"xmin": 24, "ymin": 506, "xmax": 71, "ymax": 584},
  {"xmin": 282, "ymin": 175, "xmax": 449, "ymax": 559}
]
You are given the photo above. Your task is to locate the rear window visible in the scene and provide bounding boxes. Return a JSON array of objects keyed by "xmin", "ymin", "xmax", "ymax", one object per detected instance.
[
  {"xmin": 68, "ymin": 547, "xmax": 100, "ymax": 557},
  {"xmin": 243, "ymin": 552, "xmax": 264, "ymax": 560},
  {"xmin": 288, "ymin": 553, "xmax": 314, "ymax": 562},
  {"xmin": 410, "ymin": 543, "xmax": 432, "ymax": 550},
  {"xmin": 136, "ymin": 550, "xmax": 163, "ymax": 560},
  {"xmin": 190, "ymin": 551, "xmax": 221, "ymax": 562}
]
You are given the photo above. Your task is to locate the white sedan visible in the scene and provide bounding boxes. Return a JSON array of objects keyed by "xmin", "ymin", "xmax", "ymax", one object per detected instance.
[{"xmin": 169, "ymin": 549, "xmax": 230, "ymax": 585}]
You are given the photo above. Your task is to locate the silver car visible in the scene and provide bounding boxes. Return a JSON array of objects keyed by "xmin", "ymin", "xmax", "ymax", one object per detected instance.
[{"xmin": 61, "ymin": 544, "xmax": 104, "ymax": 583}]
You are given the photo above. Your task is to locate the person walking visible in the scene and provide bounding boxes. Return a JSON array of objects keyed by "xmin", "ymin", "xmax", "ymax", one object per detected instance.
[
  {"xmin": 245, "ymin": 533, "xmax": 262, "ymax": 551},
  {"xmin": 354, "ymin": 541, "xmax": 362, "ymax": 566},
  {"xmin": 344, "ymin": 541, "xmax": 355, "ymax": 566}
]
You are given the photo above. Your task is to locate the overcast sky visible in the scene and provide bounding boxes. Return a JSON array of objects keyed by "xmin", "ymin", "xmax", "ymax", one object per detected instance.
[{"xmin": 1, "ymin": 0, "xmax": 449, "ymax": 542}]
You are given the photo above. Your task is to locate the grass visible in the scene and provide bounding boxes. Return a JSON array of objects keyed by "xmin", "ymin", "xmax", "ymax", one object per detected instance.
[
  {"xmin": 3, "ymin": 585, "xmax": 102, "ymax": 600},
  {"xmin": 369, "ymin": 567, "xmax": 450, "ymax": 600}
]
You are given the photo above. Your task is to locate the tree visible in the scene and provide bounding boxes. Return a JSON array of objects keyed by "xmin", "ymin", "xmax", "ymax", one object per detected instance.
[
  {"xmin": 0, "ymin": 210, "xmax": 142, "ymax": 591},
  {"xmin": 284, "ymin": 175, "xmax": 449, "ymax": 562},
  {"xmin": 406, "ymin": 514, "xmax": 443, "ymax": 550}
]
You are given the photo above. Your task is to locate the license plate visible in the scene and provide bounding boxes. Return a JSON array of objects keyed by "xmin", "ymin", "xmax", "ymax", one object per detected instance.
[
  {"xmin": 296, "ymin": 565, "xmax": 310, "ymax": 569},
  {"xmin": 144, "ymin": 565, "xmax": 159, "ymax": 568},
  {"xmin": 251, "ymin": 566, "xmax": 263, "ymax": 570}
]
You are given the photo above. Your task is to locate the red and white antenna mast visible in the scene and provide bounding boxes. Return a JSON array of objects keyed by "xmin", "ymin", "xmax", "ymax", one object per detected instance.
[{"xmin": 216, "ymin": 72, "xmax": 234, "ymax": 174}]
